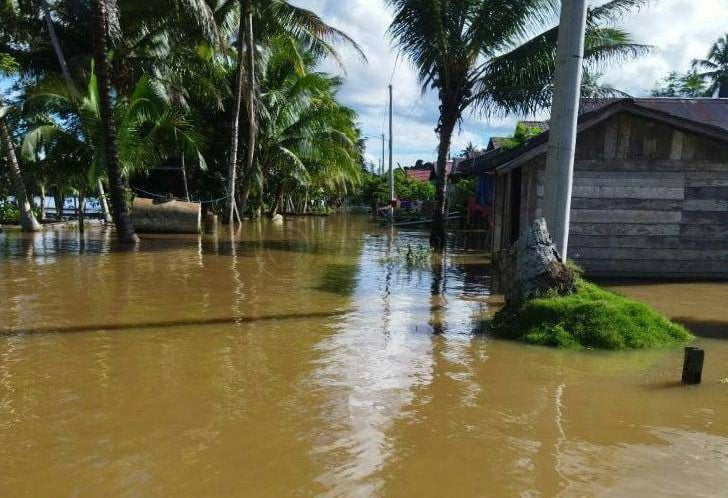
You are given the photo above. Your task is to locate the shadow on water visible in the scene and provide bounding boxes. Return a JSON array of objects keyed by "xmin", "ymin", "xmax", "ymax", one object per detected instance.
[
  {"xmin": 0, "ymin": 310, "xmax": 349, "ymax": 336},
  {"xmin": 672, "ymin": 318, "xmax": 728, "ymax": 339},
  {"xmin": 314, "ymin": 264, "xmax": 359, "ymax": 296}
]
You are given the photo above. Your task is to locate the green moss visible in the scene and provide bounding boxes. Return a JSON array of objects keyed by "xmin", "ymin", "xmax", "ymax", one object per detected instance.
[{"xmin": 485, "ymin": 280, "xmax": 693, "ymax": 350}]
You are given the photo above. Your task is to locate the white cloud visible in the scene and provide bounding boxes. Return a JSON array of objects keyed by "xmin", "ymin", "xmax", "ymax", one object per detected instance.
[{"xmin": 292, "ymin": 0, "xmax": 728, "ymax": 165}]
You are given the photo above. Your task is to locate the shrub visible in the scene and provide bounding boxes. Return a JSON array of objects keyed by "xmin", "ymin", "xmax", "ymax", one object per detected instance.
[
  {"xmin": 484, "ymin": 279, "xmax": 693, "ymax": 349},
  {"xmin": 0, "ymin": 200, "xmax": 20, "ymax": 224}
]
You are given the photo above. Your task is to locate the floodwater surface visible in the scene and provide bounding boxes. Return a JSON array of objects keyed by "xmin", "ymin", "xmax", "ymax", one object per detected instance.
[{"xmin": 1, "ymin": 216, "xmax": 728, "ymax": 497}]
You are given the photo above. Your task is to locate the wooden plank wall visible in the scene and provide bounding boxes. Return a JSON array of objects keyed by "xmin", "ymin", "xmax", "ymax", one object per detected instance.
[{"xmin": 523, "ymin": 112, "xmax": 728, "ymax": 278}]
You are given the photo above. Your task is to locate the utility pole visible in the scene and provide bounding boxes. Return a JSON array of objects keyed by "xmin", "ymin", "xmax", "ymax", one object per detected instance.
[
  {"xmin": 388, "ymin": 84, "xmax": 394, "ymax": 218},
  {"xmin": 543, "ymin": 0, "xmax": 588, "ymax": 260},
  {"xmin": 381, "ymin": 133, "xmax": 386, "ymax": 176}
]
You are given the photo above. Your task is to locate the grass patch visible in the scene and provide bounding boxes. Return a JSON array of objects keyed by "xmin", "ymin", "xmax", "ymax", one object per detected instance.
[{"xmin": 484, "ymin": 279, "xmax": 693, "ymax": 350}]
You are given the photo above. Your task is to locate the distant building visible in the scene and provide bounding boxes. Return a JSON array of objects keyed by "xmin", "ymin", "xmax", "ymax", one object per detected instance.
[{"xmin": 453, "ymin": 98, "xmax": 728, "ymax": 278}]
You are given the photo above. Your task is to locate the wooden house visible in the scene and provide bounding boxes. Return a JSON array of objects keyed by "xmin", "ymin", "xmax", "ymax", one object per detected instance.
[{"xmin": 454, "ymin": 98, "xmax": 728, "ymax": 278}]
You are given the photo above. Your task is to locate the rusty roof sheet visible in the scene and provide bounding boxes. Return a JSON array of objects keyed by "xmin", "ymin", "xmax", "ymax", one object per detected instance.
[
  {"xmin": 453, "ymin": 98, "xmax": 728, "ymax": 178},
  {"xmin": 632, "ymin": 98, "xmax": 728, "ymax": 131}
]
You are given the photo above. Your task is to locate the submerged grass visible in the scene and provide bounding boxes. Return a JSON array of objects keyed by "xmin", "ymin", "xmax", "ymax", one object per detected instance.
[
  {"xmin": 379, "ymin": 243, "xmax": 432, "ymax": 268},
  {"xmin": 484, "ymin": 279, "xmax": 693, "ymax": 350}
]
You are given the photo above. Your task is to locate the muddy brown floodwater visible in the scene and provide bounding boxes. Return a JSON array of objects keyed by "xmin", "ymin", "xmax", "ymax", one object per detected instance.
[{"xmin": 1, "ymin": 216, "xmax": 728, "ymax": 497}]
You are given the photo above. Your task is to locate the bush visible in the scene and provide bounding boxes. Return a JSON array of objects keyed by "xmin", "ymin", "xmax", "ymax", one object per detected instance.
[
  {"xmin": 484, "ymin": 279, "xmax": 693, "ymax": 349},
  {"xmin": 0, "ymin": 200, "xmax": 20, "ymax": 224}
]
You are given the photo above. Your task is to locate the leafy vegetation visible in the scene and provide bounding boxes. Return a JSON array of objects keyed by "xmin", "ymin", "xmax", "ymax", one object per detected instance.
[
  {"xmin": 692, "ymin": 34, "xmax": 728, "ymax": 98},
  {"xmin": 651, "ymin": 70, "xmax": 708, "ymax": 97},
  {"xmin": 356, "ymin": 169, "xmax": 435, "ymax": 209},
  {"xmin": 484, "ymin": 280, "xmax": 693, "ymax": 350},
  {"xmin": 0, "ymin": 0, "xmax": 363, "ymax": 238},
  {"xmin": 0, "ymin": 199, "xmax": 20, "ymax": 224},
  {"xmin": 651, "ymin": 34, "xmax": 728, "ymax": 98},
  {"xmin": 501, "ymin": 122, "xmax": 545, "ymax": 150}
]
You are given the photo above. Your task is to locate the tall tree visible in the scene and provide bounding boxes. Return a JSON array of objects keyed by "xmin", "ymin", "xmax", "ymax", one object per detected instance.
[
  {"xmin": 224, "ymin": 0, "xmax": 364, "ymax": 220},
  {"xmin": 226, "ymin": 7, "xmax": 246, "ymax": 223},
  {"xmin": 693, "ymin": 34, "xmax": 728, "ymax": 98},
  {"xmin": 91, "ymin": 0, "xmax": 137, "ymax": 243},
  {"xmin": 0, "ymin": 98, "xmax": 42, "ymax": 231},
  {"xmin": 39, "ymin": 0, "xmax": 113, "ymax": 223},
  {"xmin": 388, "ymin": 0, "xmax": 648, "ymax": 248},
  {"xmin": 0, "ymin": 52, "xmax": 41, "ymax": 231}
]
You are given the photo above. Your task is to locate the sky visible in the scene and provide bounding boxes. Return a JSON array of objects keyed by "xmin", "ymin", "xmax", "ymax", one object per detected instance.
[{"xmin": 291, "ymin": 0, "xmax": 728, "ymax": 169}]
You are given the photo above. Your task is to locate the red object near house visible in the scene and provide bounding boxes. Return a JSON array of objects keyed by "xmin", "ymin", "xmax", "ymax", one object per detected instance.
[
  {"xmin": 467, "ymin": 197, "xmax": 492, "ymax": 227},
  {"xmin": 405, "ymin": 168, "xmax": 432, "ymax": 182}
]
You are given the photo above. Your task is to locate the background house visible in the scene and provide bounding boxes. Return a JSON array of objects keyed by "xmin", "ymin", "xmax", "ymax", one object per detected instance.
[{"xmin": 457, "ymin": 98, "xmax": 728, "ymax": 278}]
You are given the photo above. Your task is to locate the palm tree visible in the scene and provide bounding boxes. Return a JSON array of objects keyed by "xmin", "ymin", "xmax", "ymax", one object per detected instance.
[
  {"xmin": 459, "ymin": 141, "xmax": 479, "ymax": 158},
  {"xmin": 37, "ymin": 0, "xmax": 115, "ymax": 222},
  {"xmin": 693, "ymin": 34, "xmax": 728, "ymax": 98},
  {"xmin": 23, "ymin": 70, "xmax": 207, "ymax": 211},
  {"xmin": 224, "ymin": 0, "xmax": 365, "ymax": 222},
  {"xmin": 388, "ymin": 0, "xmax": 649, "ymax": 247},
  {"xmin": 91, "ymin": 0, "xmax": 137, "ymax": 243},
  {"xmin": 0, "ymin": 53, "xmax": 41, "ymax": 231},
  {"xmin": 0, "ymin": 98, "xmax": 42, "ymax": 231},
  {"xmin": 256, "ymin": 39, "xmax": 362, "ymax": 216}
]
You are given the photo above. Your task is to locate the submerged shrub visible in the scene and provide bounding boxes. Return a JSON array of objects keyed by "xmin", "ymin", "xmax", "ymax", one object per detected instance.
[
  {"xmin": 0, "ymin": 200, "xmax": 20, "ymax": 224},
  {"xmin": 484, "ymin": 279, "xmax": 693, "ymax": 350},
  {"xmin": 379, "ymin": 243, "xmax": 432, "ymax": 268}
]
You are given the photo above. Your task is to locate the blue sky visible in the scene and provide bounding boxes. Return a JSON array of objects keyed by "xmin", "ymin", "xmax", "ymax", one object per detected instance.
[{"xmin": 292, "ymin": 0, "xmax": 728, "ymax": 168}]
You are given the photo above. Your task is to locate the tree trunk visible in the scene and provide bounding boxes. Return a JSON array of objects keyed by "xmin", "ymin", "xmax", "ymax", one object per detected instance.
[
  {"xmin": 269, "ymin": 184, "xmax": 284, "ymax": 218},
  {"xmin": 225, "ymin": 7, "xmax": 247, "ymax": 224},
  {"xmin": 54, "ymin": 191, "xmax": 64, "ymax": 220},
  {"xmin": 719, "ymin": 78, "xmax": 728, "ymax": 98},
  {"xmin": 91, "ymin": 0, "xmax": 137, "ymax": 244},
  {"xmin": 0, "ymin": 115, "xmax": 42, "ymax": 231},
  {"xmin": 97, "ymin": 177, "xmax": 113, "ymax": 223},
  {"xmin": 39, "ymin": 183, "xmax": 46, "ymax": 221},
  {"xmin": 181, "ymin": 154, "xmax": 190, "ymax": 201},
  {"xmin": 238, "ymin": 0, "xmax": 257, "ymax": 217},
  {"xmin": 78, "ymin": 188, "xmax": 86, "ymax": 234},
  {"xmin": 430, "ymin": 113, "xmax": 457, "ymax": 249},
  {"xmin": 41, "ymin": 0, "xmax": 77, "ymax": 94}
]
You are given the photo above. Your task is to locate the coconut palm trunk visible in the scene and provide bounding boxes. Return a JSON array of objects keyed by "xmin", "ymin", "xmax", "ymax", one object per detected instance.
[
  {"xmin": 78, "ymin": 188, "xmax": 86, "ymax": 234},
  {"xmin": 0, "ymin": 114, "xmax": 42, "ymax": 231},
  {"xmin": 240, "ymin": 0, "xmax": 258, "ymax": 218},
  {"xmin": 238, "ymin": 0, "xmax": 257, "ymax": 217},
  {"xmin": 430, "ymin": 108, "xmax": 458, "ymax": 249},
  {"xmin": 91, "ymin": 0, "xmax": 138, "ymax": 243},
  {"xmin": 40, "ymin": 0, "xmax": 75, "ymax": 91},
  {"xmin": 97, "ymin": 178, "xmax": 112, "ymax": 222},
  {"xmin": 225, "ymin": 7, "xmax": 247, "ymax": 224},
  {"xmin": 39, "ymin": 183, "xmax": 47, "ymax": 220}
]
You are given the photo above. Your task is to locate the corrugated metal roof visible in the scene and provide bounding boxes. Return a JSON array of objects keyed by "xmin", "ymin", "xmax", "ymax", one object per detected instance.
[
  {"xmin": 633, "ymin": 98, "xmax": 728, "ymax": 132},
  {"xmin": 453, "ymin": 98, "xmax": 728, "ymax": 178},
  {"xmin": 578, "ymin": 98, "xmax": 728, "ymax": 132}
]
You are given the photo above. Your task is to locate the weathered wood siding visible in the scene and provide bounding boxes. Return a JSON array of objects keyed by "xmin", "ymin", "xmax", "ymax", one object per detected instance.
[{"xmin": 501, "ymin": 111, "xmax": 728, "ymax": 278}]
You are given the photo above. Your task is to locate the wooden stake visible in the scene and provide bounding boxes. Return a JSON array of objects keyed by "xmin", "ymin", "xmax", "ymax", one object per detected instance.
[{"xmin": 682, "ymin": 346, "xmax": 704, "ymax": 385}]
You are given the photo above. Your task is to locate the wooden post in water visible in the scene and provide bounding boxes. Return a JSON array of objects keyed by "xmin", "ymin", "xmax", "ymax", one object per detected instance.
[
  {"xmin": 682, "ymin": 346, "xmax": 704, "ymax": 385},
  {"xmin": 203, "ymin": 211, "xmax": 218, "ymax": 234}
]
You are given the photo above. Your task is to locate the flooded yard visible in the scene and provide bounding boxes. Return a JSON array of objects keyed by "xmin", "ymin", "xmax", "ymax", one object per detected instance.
[{"xmin": 1, "ymin": 216, "xmax": 727, "ymax": 496}]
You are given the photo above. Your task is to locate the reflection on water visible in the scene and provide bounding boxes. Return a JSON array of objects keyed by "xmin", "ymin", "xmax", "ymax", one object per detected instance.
[{"xmin": 1, "ymin": 217, "xmax": 728, "ymax": 497}]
